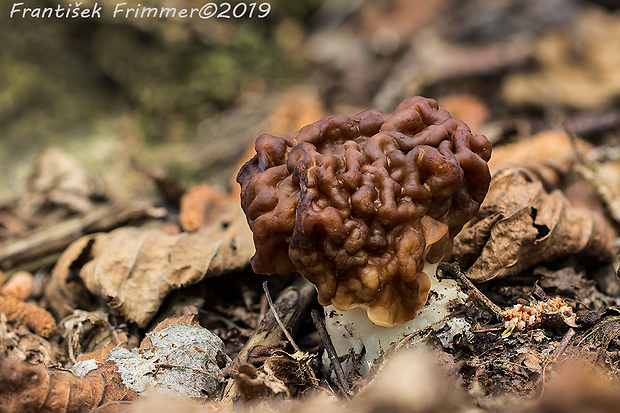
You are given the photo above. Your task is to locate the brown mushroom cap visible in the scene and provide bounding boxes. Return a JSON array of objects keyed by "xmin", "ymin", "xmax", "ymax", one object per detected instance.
[{"xmin": 237, "ymin": 96, "xmax": 491, "ymax": 326}]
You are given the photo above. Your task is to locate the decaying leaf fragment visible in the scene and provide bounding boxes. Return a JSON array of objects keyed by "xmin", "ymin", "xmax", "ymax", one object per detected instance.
[
  {"xmin": 91, "ymin": 321, "xmax": 231, "ymax": 400},
  {"xmin": 0, "ymin": 148, "xmax": 106, "ymax": 239},
  {"xmin": 234, "ymin": 363, "xmax": 290, "ymax": 401},
  {"xmin": 453, "ymin": 168, "xmax": 617, "ymax": 282},
  {"xmin": 0, "ymin": 357, "xmax": 136, "ymax": 413},
  {"xmin": 0, "ymin": 314, "xmax": 55, "ymax": 364},
  {"xmin": 577, "ymin": 146, "xmax": 620, "ymax": 227},
  {"xmin": 62, "ymin": 310, "xmax": 130, "ymax": 364},
  {"xmin": 503, "ymin": 9, "xmax": 620, "ymax": 109},
  {"xmin": 45, "ymin": 198, "xmax": 253, "ymax": 327}
]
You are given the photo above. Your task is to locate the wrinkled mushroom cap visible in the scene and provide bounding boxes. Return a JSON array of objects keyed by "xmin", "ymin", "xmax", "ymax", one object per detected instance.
[{"xmin": 237, "ymin": 96, "xmax": 491, "ymax": 326}]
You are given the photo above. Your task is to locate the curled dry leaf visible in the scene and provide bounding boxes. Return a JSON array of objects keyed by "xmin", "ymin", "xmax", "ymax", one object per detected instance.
[
  {"xmin": 234, "ymin": 363, "xmax": 290, "ymax": 402},
  {"xmin": 62, "ymin": 310, "xmax": 130, "ymax": 364},
  {"xmin": 0, "ymin": 357, "xmax": 136, "ymax": 413},
  {"xmin": 488, "ymin": 130, "xmax": 592, "ymax": 178},
  {"xmin": 453, "ymin": 168, "xmax": 617, "ymax": 282},
  {"xmin": 263, "ymin": 350, "xmax": 317, "ymax": 396},
  {"xmin": 45, "ymin": 198, "xmax": 253, "ymax": 327}
]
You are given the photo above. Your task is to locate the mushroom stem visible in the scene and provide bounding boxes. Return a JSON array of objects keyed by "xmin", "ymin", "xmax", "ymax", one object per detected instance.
[{"xmin": 323, "ymin": 262, "xmax": 469, "ymax": 377}]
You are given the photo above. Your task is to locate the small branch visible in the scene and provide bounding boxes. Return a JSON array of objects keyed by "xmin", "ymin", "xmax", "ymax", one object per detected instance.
[
  {"xmin": 220, "ymin": 277, "xmax": 316, "ymax": 403},
  {"xmin": 0, "ymin": 201, "xmax": 161, "ymax": 270},
  {"xmin": 263, "ymin": 281, "xmax": 301, "ymax": 353},
  {"xmin": 531, "ymin": 327, "xmax": 576, "ymax": 398},
  {"xmin": 438, "ymin": 262, "xmax": 503, "ymax": 322},
  {"xmin": 311, "ymin": 309, "xmax": 351, "ymax": 398}
]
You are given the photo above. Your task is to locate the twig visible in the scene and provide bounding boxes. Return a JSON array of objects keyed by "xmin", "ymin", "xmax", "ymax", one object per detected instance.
[
  {"xmin": 393, "ymin": 313, "xmax": 455, "ymax": 352},
  {"xmin": 220, "ymin": 278, "xmax": 316, "ymax": 403},
  {"xmin": 438, "ymin": 262, "xmax": 504, "ymax": 322},
  {"xmin": 561, "ymin": 121, "xmax": 587, "ymax": 164},
  {"xmin": 531, "ymin": 327, "xmax": 576, "ymax": 399},
  {"xmin": 311, "ymin": 309, "xmax": 351, "ymax": 398},
  {"xmin": 263, "ymin": 281, "xmax": 301, "ymax": 353},
  {"xmin": 0, "ymin": 201, "xmax": 161, "ymax": 270}
]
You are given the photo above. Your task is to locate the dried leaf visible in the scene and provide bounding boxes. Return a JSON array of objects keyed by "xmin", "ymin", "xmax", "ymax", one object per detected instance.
[
  {"xmin": 453, "ymin": 168, "xmax": 617, "ymax": 282},
  {"xmin": 102, "ymin": 323, "xmax": 231, "ymax": 399},
  {"xmin": 0, "ymin": 148, "xmax": 107, "ymax": 238},
  {"xmin": 61, "ymin": 310, "xmax": 129, "ymax": 364},
  {"xmin": 263, "ymin": 350, "xmax": 317, "ymax": 393},
  {"xmin": 234, "ymin": 363, "xmax": 290, "ymax": 401},
  {"xmin": 503, "ymin": 9, "xmax": 620, "ymax": 109},
  {"xmin": 488, "ymin": 130, "xmax": 592, "ymax": 177},
  {"xmin": 578, "ymin": 146, "xmax": 620, "ymax": 226},
  {"xmin": 0, "ymin": 314, "xmax": 55, "ymax": 364},
  {"xmin": 45, "ymin": 199, "xmax": 253, "ymax": 327},
  {"xmin": 438, "ymin": 94, "xmax": 489, "ymax": 134},
  {"xmin": 355, "ymin": 349, "xmax": 472, "ymax": 413},
  {"xmin": 0, "ymin": 358, "xmax": 136, "ymax": 413}
]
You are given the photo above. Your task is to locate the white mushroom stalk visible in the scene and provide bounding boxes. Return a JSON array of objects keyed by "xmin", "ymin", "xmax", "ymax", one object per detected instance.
[{"xmin": 323, "ymin": 262, "xmax": 469, "ymax": 376}]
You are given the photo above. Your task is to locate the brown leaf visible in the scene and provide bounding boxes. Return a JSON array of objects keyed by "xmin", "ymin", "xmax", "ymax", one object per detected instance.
[
  {"xmin": 0, "ymin": 148, "xmax": 107, "ymax": 237},
  {"xmin": 503, "ymin": 9, "xmax": 620, "ymax": 109},
  {"xmin": 45, "ymin": 199, "xmax": 253, "ymax": 327},
  {"xmin": 488, "ymin": 130, "xmax": 592, "ymax": 178},
  {"xmin": 234, "ymin": 363, "xmax": 290, "ymax": 402},
  {"xmin": 577, "ymin": 147, "xmax": 620, "ymax": 226},
  {"xmin": 263, "ymin": 350, "xmax": 317, "ymax": 392},
  {"xmin": 438, "ymin": 94, "xmax": 489, "ymax": 134},
  {"xmin": 0, "ymin": 358, "xmax": 136, "ymax": 413},
  {"xmin": 0, "ymin": 314, "xmax": 56, "ymax": 365},
  {"xmin": 453, "ymin": 168, "xmax": 617, "ymax": 282},
  {"xmin": 61, "ymin": 310, "xmax": 129, "ymax": 364}
]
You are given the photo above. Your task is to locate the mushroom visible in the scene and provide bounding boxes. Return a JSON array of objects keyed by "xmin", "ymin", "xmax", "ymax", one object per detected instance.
[{"xmin": 237, "ymin": 96, "xmax": 491, "ymax": 375}]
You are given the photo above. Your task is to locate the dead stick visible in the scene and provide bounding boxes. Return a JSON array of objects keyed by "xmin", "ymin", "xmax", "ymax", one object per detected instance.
[
  {"xmin": 532, "ymin": 327, "xmax": 576, "ymax": 398},
  {"xmin": 438, "ymin": 262, "xmax": 504, "ymax": 322},
  {"xmin": 0, "ymin": 201, "xmax": 160, "ymax": 269},
  {"xmin": 311, "ymin": 308, "xmax": 351, "ymax": 397},
  {"xmin": 263, "ymin": 281, "xmax": 301, "ymax": 353},
  {"xmin": 221, "ymin": 277, "xmax": 316, "ymax": 402}
]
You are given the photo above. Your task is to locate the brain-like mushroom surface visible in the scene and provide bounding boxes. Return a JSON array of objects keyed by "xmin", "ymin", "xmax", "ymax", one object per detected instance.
[{"xmin": 237, "ymin": 96, "xmax": 491, "ymax": 326}]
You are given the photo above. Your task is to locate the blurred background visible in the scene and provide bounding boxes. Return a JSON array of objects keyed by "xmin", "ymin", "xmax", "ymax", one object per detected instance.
[{"xmin": 2, "ymin": 0, "xmax": 620, "ymax": 197}]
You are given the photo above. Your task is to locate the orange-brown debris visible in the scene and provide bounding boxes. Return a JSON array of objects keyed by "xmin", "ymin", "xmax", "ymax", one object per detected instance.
[
  {"xmin": 0, "ymin": 270, "xmax": 35, "ymax": 300},
  {"xmin": 237, "ymin": 96, "xmax": 491, "ymax": 326},
  {"xmin": 502, "ymin": 297, "xmax": 573, "ymax": 331},
  {"xmin": 0, "ymin": 294, "xmax": 56, "ymax": 337},
  {"xmin": 179, "ymin": 183, "xmax": 228, "ymax": 232}
]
